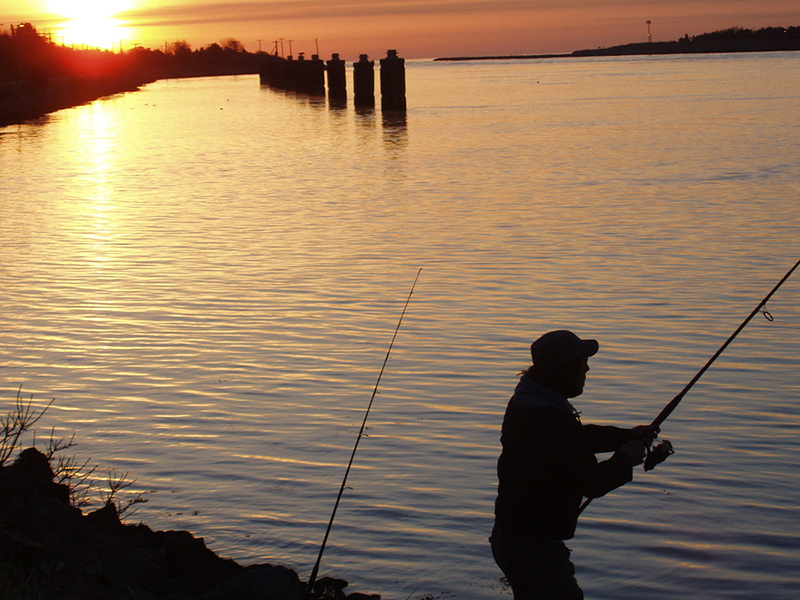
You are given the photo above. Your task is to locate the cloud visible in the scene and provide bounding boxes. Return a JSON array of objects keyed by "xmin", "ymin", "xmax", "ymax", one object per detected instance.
[
  {"xmin": 122, "ymin": 0, "xmax": 575, "ymax": 28},
  {"xmin": 122, "ymin": 0, "xmax": 799, "ymax": 29},
  {"xmin": 76, "ymin": 0, "xmax": 800, "ymax": 56}
]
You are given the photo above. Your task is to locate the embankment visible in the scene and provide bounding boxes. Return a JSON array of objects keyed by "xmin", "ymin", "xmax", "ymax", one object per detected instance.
[
  {"xmin": 0, "ymin": 447, "xmax": 376, "ymax": 600},
  {"xmin": 0, "ymin": 75, "xmax": 156, "ymax": 128}
]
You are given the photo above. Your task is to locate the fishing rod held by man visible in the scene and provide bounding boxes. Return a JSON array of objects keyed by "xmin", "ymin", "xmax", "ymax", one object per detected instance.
[
  {"xmin": 582, "ymin": 257, "xmax": 800, "ymax": 516},
  {"xmin": 493, "ymin": 258, "xmax": 800, "ymax": 599},
  {"xmin": 649, "ymin": 256, "xmax": 800, "ymax": 430}
]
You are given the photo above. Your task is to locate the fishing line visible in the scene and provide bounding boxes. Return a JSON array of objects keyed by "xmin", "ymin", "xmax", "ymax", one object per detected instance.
[
  {"xmin": 580, "ymin": 257, "xmax": 800, "ymax": 515},
  {"xmin": 306, "ymin": 268, "xmax": 423, "ymax": 595}
]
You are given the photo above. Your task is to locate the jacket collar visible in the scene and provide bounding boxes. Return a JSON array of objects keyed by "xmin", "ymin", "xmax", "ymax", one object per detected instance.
[{"xmin": 512, "ymin": 374, "xmax": 578, "ymax": 415}]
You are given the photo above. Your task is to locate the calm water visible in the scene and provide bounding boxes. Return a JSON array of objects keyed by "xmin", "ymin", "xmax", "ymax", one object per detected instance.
[{"xmin": 2, "ymin": 52, "xmax": 800, "ymax": 600}]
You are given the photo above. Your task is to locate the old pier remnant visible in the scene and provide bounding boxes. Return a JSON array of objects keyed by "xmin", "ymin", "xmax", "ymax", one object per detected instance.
[
  {"xmin": 259, "ymin": 50, "xmax": 406, "ymax": 113},
  {"xmin": 353, "ymin": 54, "xmax": 375, "ymax": 109},
  {"xmin": 326, "ymin": 53, "xmax": 347, "ymax": 103},
  {"xmin": 304, "ymin": 54, "xmax": 326, "ymax": 97},
  {"xmin": 380, "ymin": 49, "xmax": 407, "ymax": 112}
]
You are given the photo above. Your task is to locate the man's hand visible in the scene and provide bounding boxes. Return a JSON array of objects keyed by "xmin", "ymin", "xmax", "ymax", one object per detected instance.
[
  {"xmin": 617, "ymin": 440, "xmax": 648, "ymax": 466},
  {"xmin": 630, "ymin": 425, "xmax": 659, "ymax": 446}
]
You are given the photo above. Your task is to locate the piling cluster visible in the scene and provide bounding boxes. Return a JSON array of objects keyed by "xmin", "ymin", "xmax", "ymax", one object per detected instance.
[{"xmin": 259, "ymin": 50, "xmax": 406, "ymax": 111}]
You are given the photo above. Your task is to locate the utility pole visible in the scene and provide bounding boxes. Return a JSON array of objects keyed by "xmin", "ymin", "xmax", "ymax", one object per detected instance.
[
  {"xmin": 257, "ymin": 39, "xmax": 262, "ymax": 52},
  {"xmin": 315, "ymin": 37, "xmax": 320, "ymax": 56},
  {"xmin": 287, "ymin": 39, "xmax": 293, "ymax": 58},
  {"xmin": 646, "ymin": 20, "xmax": 652, "ymax": 43}
]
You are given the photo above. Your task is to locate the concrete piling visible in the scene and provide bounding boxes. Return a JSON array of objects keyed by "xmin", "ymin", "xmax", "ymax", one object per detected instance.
[
  {"xmin": 353, "ymin": 54, "xmax": 375, "ymax": 109},
  {"xmin": 380, "ymin": 49, "xmax": 406, "ymax": 112},
  {"xmin": 294, "ymin": 54, "xmax": 309, "ymax": 94},
  {"xmin": 260, "ymin": 49, "xmax": 406, "ymax": 117},
  {"xmin": 326, "ymin": 53, "xmax": 347, "ymax": 103},
  {"xmin": 306, "ymin": 54, "xmax": 326, "ymax": 97},
  {"xmin": 283, "ymin": 56, "xmax": 298, "ymax": 91}
]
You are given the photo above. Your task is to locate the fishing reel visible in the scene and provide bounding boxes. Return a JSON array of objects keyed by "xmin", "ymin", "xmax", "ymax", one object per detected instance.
[{"xmin": 644, "ymin": 440, "xmax": 674, "ymax": 471}]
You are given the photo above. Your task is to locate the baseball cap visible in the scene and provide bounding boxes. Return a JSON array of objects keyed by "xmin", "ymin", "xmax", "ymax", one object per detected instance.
[{"xmin": 530, "ymin": 330, "xmax": 598, "ymax": 365}]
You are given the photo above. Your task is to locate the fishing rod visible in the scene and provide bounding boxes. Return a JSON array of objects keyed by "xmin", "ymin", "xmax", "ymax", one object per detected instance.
[
  {"xmin": 580, "ymin": 257, "xmax": 800, "ymax": 514},
  {"xmin": 649, "ymin": 257, "xmax": 800, "ymax": 429},
  {"xmin": 306, "ymin": 268, "xmax": 422, "ymax": 596}
]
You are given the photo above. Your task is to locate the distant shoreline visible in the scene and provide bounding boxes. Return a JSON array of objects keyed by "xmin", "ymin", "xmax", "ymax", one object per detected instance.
[
  {"xmin": 434, "ymin": 53, "xmax": 571, "ymax": 61},
  {"xmin": 434, "ymin": 35, "xmax": 800, "ymax": 61}
]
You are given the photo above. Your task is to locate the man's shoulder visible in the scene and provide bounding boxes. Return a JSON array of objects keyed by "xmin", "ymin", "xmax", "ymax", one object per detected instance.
[
  {"xmin": 512, "ymin": 376, "xmax": 577, "ymax": 414},
  {"xmin": 506, "ymin": 400, "xmax": 580, "ymax": 427}
]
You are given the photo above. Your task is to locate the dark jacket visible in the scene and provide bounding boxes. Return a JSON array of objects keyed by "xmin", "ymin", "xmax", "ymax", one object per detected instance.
[{"xmin": 494, "ymin": 375, "xmax": 634, "ymax": 540}]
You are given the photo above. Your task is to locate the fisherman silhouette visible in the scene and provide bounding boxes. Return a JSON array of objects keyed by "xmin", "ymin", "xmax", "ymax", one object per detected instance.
[{"xmin": 491, "ymin": 330, "xmax": 658, "ymax": 599}]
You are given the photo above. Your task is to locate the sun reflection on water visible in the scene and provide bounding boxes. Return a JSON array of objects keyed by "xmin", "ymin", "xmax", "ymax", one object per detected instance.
[{"xmin": 76, "ymin": 104, "xmax": 119, "ymax": 264}]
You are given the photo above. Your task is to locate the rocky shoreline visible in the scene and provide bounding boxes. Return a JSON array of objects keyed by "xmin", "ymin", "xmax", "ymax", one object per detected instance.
[{"xmin": 0, "ymin": 447, "xmax": 377, "ymax": 600}]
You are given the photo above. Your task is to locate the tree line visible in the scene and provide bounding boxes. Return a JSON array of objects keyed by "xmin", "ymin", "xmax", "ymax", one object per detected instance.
[
  {"xmin": 0, "ymin": 23, "xmax": 265, "ymax": 87},
  {"xmin": 574, "ymin": 25, "xmax": 800, "ymax": 57}
]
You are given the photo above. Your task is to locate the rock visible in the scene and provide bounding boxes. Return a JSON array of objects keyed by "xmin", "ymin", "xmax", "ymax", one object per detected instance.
[
  {"xmin": 207, "ymin": 564, "xmax": 304, "ymax": 600},
  {"xmin": 0, "ymin": 446, "xmax": 72, "ymax": 506},
  {"xmin": 0, "ymin": 448, "xmax": 378, "ymax": 600},
  {"xmin": 85, "ymin": 501, "xmax": 123, "ymax": 530}
]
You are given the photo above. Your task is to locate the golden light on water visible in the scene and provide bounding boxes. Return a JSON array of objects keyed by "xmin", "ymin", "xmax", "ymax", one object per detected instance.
[{"xmin": 47, "ymin": 0, "xmax": 135, "ymax": 50}]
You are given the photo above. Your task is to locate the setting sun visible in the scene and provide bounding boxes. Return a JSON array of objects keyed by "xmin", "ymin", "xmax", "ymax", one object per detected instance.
[{"xmin": 47, "ymin": 0, "xmax": 135, "ymax": 50}]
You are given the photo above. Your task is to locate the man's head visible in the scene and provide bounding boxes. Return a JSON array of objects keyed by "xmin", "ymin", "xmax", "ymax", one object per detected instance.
[{"xmin": 528, "ymin": 330, "xmax": 598, "ymax": 398}]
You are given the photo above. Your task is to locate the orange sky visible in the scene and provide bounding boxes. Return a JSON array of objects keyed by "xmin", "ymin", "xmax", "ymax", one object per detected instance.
[{"xmin": 5, "ymin": 0, "xmax": 800, "ymax": 58}]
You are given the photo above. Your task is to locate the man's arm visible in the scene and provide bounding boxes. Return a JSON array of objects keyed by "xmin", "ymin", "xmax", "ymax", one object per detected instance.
[{"xmin": 583, "ymin": 424, "xmax": 658, "ymax": 453}]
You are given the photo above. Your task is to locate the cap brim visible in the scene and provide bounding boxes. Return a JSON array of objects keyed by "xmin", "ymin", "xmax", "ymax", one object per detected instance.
[{"xmin": 582, "ymin": 339, "xmax": 599, "ymax": 358}]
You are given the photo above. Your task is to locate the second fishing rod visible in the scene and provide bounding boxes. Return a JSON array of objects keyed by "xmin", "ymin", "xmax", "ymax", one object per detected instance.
[{"xmin": 306, "ymin": 268, "xmax": 422, "ymax": 596}]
